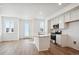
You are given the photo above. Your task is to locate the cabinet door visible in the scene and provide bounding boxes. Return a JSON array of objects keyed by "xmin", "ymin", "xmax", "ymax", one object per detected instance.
[
  {"xmin": 50, "ymin": 18, "xmax": 55, "ymax": 29},
  {"xmin": 52, "ymin": 19, "xmax": 55, "ymax": 25},
  {"xmin": 34, "ymin": 37, "xmax": 39, "ymax": 50},
  {"xmin": 56, "ymin": 35, "xmax": 61, "ymax": 45},
  {"xmin": 48, "ymin": 20, "xmax": 51, "ymax": 33},
  {"xmin": 59, "ymin": 14, "xmax": 65, "ymax": 29},
  {"xmin": 61, "ymin": 35, "xmax": 68, "ymax": 47},
  {"xmin": 54, "ymin": 17, "xmax": 59, "ymax": 24},
  {"xmin": 56, "ymin": 35, "xmax": 68, "ymax": 47},
  {"xmin": 64, "ymin": 12, "xmax": 70, "ymax": 22},
  {"xmin": 50, "ymin": 19, "xmax": 53, "ymax": 29},
  {"xmin": 70, "ymin": 7, "xmax": 79, "ymax": 21}
]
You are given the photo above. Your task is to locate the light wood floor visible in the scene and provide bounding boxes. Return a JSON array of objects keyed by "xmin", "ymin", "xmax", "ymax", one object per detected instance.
[
  {"xmin": 0, "ymin": 40, "xmax": 79, "ymax": 55},
  {"xmin": 0, "ymin": 40, "xmax": 38, "ymax": 55},
  {"xmin": 39, "ymin": 41, "xmax": 79, "ymax": 55}
]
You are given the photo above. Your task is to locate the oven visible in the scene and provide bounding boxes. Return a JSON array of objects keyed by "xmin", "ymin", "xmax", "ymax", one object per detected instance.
[
  {"xmin": 50, "ymin": 31, "xmax": 62, "ymax": 44},
  {"xmin": 51, "ymin": 33, "xmax": 56, "ymax": 44}
]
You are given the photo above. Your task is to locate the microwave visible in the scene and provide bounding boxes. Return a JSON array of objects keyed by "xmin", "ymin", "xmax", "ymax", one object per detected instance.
[{"xmin": 53, "ymin": 24, "xmax": 59, "ymax": 29}]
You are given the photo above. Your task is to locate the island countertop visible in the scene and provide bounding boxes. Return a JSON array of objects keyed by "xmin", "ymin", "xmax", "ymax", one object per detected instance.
[{"xmin": 34, "ymin": 35, "xmax": 49, "ymax": 37}]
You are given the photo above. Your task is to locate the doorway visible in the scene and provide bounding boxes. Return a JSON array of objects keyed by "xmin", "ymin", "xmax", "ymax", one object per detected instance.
[
  {"xmin": 24, "ymin": 20, "xmax": 30, "ymax": 38},
  {"xmin": 24, "ymin": 20, "xmax": 30, "ymax": 39}
]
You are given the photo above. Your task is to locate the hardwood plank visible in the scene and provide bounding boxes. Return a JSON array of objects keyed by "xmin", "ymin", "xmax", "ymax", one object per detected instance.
[
  {"xmin": 0, "ymin": 40, "xmax": 79, "ymax": 55},
  {"xmin": 0, "ymin": 40, "xmax": 38, "ymax": 55},
  {"xmin": 39, "ymin": 42, "xmax": 79, "ymax": 55}
]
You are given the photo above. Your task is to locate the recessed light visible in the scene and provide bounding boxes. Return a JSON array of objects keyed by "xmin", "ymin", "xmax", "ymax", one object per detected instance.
[
  {"xmin": 39, "ymin": 11, "xmax": 43, "ymax": 15},
  {"xmin": 58, "ymin": 3, "xmax": 62, "ymax": 5}
]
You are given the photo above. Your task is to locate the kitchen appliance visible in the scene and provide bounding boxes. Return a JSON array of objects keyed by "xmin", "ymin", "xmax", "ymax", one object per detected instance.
[
  {"xmin": 53, "ymin": 24, "xmax": 59, "ymax": 29},
  {"xmin": 51, "ymin": 30, "xmax": 62, "ymax": 44},
  {"xmin": 51, "ymin": 33, "xmax": 56, "ymax": 44}
]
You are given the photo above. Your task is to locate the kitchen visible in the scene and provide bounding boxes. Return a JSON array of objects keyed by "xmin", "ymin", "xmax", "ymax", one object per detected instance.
[
  {"xmin": 0, "ymin": 1, "xmax": 79, "ymax": 59},
  {"xmin": 34, "ymin": 4, "xmax": 79, "ymax": 52},
  {"xmin": 48, "ymin": 4, "xmax": 79, "ymax": 50},
  {"xmin": 0, "ymin": 3, "xmax": 79, "ymax": 55}
]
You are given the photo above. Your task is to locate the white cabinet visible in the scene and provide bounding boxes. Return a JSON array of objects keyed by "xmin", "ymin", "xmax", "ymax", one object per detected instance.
[
  {"xmin": 50, "ymin": 19, "xmax": 54, "ymax": 29},
  {"xmin": 54, "ymin": 17, "xmax": 59, "ymax": 24},
  {"xmin": 48, "ymin": 20, "xmax": 51, "ymax": 33},
  {"xmin": 56, "ymin": 34, "xmax": 61, "ymax": 45},
  {"xmin": 50, "ymin": 14, "xmax": 66, "ymax": 30},
  {"xmin": 50, "ymin": 17, "xmax": 59, "ymax": 29},
  {"xmin": 50, "ymin": 18, "xmax": 56, "ymax": 29},
  {"xmin": 50, "ymin": 6, "xmax": 79, "ymax": 25},
  {"xmin": 64, "ymin": 12, "xmax": 71, "ymax": 22},
  {"xmin": 59, "ymin": 14, "xmax": 66, "ymax": 29},
  {"xmin": 34, "ymin": 35, "xmax": 50, "ymax": 51},
  {"xmin": 70, "ymin": 7, "xmax": 79, "ymax": 21},
  {"xmin": 64, "ymin": 7, "xmax": 79, "ymax": 22},
  {"xmin": 34, "ymin": 36, "xmax": 39, "ymax": 50},
  {"xmin": 56, "ymin": 34, "xmax": 68, "ymax": 47}
]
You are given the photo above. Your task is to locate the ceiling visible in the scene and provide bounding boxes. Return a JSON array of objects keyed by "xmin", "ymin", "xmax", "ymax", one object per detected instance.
[{"xmin": 0, "ymin": 3, "xmax": 70, "ymax": 19}]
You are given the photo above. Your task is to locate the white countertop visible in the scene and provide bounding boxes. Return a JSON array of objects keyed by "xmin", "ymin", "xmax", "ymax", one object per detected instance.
[{"xmin": 34, "ymin": 35, "xmax": 49, "ymax": 37}]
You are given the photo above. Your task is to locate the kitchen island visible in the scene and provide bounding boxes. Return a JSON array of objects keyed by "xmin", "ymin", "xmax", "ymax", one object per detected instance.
[{"xmin": 34, "ymin": 35, "xmax": 50, "ymax": 51}]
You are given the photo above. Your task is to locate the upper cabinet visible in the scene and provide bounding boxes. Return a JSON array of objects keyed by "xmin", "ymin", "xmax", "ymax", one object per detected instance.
[
  {"xmin": 48, "ymin": 20, "xmax": 51, "ymax": 33},
  {"xmin": 59, "ymin": 14, "xmax": 66, "ymax": 29},
  {"xmin": 50, "ymin": 14, "xmax": 66, "ymax": 30},
  {"xmin": 64, "ymin": 11, "xmax": 71, "ymax": 22},
  {"xmin": 70, "ymin": 7, "xmax": 79, "ymax": 21},
  {"xmin": 50, "ymin": 17, "xmax": 59, "ymax": 29},
  {"xmin": 50, "ymin": 19, "xmax": 53, "ymax": 29},
  {"xmin": 64, "ymin": 6, "xmax": 79, "ymax": 22},
  {"xmin": 49, "ymin": 6, "xmax": 79, "ymax": 30},
  {"xmin": 54, "ymin": 17, "xmax": 59, "ymax": 24}
]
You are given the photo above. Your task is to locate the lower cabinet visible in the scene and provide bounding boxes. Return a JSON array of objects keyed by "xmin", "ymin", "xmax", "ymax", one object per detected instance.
[
  {"xmin": 34, "ymin": 36, "xmax": 50, "ymax": 51},
  {"xmin": 56, "ymin": 34, "xmax": 68, "ymax": 47},
  {"xmin": 56, "ymin": 35, "xmax": 61, "ymax": 45}
]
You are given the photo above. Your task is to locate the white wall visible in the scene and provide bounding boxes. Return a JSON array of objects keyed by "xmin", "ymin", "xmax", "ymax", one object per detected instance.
[
  {"xmin": 19, "ymin": 19, "xmax": 24, "ymax": 39},
  {"xmin": 32, "ymin": 19, "xmax": 46, "ymax": 36},
  {"xmin": 45, "ymin": 20, "xmax": 48, "ymax": 35},
  {"xmin": 0, "ymin": 17, "xmax": 2, "ymax": 41},
  {"xmin": 62, "ymin": 21, "xmax": 79, "ymax": 50},
  {"xmin": 0, "ymin": 7, "xmax": 2, "ymax": 41}
]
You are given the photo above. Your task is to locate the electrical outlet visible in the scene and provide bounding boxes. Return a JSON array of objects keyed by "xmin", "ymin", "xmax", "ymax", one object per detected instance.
[{"xmin": 73, "ymin": 41, "xmax": 76, "ymax": 44}]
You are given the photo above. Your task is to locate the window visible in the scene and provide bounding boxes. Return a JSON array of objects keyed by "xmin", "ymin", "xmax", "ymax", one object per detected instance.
[
  {"xmin": 5, "ymin": 20, "xmax": 14, "ymax": 33},
  {"xmin": 39, "ymin": 20, "xmax": 45, "ymax": 32},
  {"xmin": 10, "ymin": 20, "xmax": 14, "ymax": 32},
  {"xmin": 5, "ymin": 20, "xmax": 10, "ymax": 32}
]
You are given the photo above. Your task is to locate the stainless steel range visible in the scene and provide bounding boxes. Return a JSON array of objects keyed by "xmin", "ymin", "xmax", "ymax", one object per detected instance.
[
  {"xmin": 51, "ymin": 30, "xmax": 62, "ymax": 44},
  {"xmin": 51, "ymin": 33, "xmax": 56, "ymax": 44}
]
